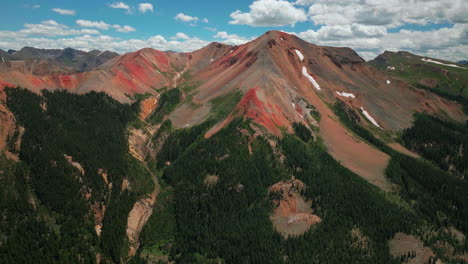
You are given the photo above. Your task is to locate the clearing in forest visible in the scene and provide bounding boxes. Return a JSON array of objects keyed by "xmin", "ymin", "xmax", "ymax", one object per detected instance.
[{"xmin": 269, "ymin": 178, "xmax": 321, "ymax": 238}]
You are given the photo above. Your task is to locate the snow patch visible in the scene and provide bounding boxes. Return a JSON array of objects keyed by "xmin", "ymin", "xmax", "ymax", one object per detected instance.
[
  {"xmin": 210, "ymin": 58, "xmax": 214, "ymax": 62},
  {"xmin": 336, "ymin": 91, "xmax": 356, "ymax": 98},
  {"xmin": 230, "ymin": 50, "xmax": 233, "ymax": 54},
  {"xmin": 360, "ymin": 107, "xmax": 380, "ymax": 128},
  {"xmin": 294, "ymin": 49, "xmax": 304, "ymax": 61},
  {"xmin": 292, "ymin": 102, "xmax": 296, "ymax": 109},
  {"xmin": 302, "ymin": 66, "xmax": 321, "ymax": 90},
  {"xmin": 280, "ymin": 37, "xmax": 284, "ymax": 41},
  {"xmin": 386, "ymin": 80, "xmax": 391, "ymax": 84},
  {"xmin": 1, "ymin": 56, "xmax": 4, "ymax": 63},
  {"xmin": 387, "ymin": 66, "xmax": 396, "ymax": 70},
  {"xmin": 421, "ymin": 58, "xmax": 466, "ymax": 69}
]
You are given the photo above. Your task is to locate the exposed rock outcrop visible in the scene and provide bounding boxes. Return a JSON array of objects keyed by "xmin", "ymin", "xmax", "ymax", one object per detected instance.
[{"xmin": 126, "ymin": 193, "xmax": 157, "ymax": 257}]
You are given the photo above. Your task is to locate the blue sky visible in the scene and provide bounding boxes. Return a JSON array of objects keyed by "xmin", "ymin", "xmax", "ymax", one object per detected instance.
[{"xmin": 0, "ymin": 0, "xmax": 466, "ymax": 61}]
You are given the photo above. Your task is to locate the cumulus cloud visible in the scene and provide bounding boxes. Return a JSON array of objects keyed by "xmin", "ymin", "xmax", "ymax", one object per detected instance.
[
  {"xmin": 305, "ymin": 0, "xmax": 468, "ymax": 28},
  {"xmin": 229, "ymin": 0, "xmax": 307, "ymax": 27},
  {"xmin": 171, "ymin": 32, "xmax": 190, "ymax": 40},
  {"xmin": 76, "ymin": 20, "xmax": 136, "ymax": 33},
  {"xmin": 351, "ymin": 24, "xmax": 387, "ymax": 38},
  {"xmin": 76, "ymin": 20, "xmax": 111, "ymax": 30},
  {"xmin": 113, "ymin": 25, "xmax": 136, "ymax": 33},
  {"xmin": 17, "ymin": 20, "xmax": 99, "ymax": 37},
  {"xmin": 109, "ymin": 2, "xmax": 131, "ymax": 12},
  {"xmin": 138, "ymin": 3, "xmax": 154, "ymax": 13},
  {"xmin": 174, "ymin": 13, "xmax": 199, "ymax": 22},
  {"xmin": 284, "ymin": 0, "xmax": 468, "ymax": 61},
  {"xmin": 52, "ymin": 8, "xmax": 76, "ymax": 15},
  {"xmin": 214, "ymin": 31, "xmax": 251, "ymax": 45}
]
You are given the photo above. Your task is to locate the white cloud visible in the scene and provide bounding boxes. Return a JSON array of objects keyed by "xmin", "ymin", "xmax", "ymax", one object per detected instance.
[
  {"xmin": 42, "ymin": 20, "xmax": 60, "ymax": 26},
  {"xmin": 214, "ymin": 31, "xmax": 251, "ymax": 45},
  {"xmin": 109, "ymin": 2, "xmax": 131, "ymax": 12},
  {"xmin": 351, "ymin": 24, "xmax": 387, "ymax": 38},
  {"xmin": 138, "ymin": 3, "xmax": 154, "ymax": 13},
  {"xmin": 76, "ymin": 20, "xmax": 136, "ymax": 33},
  {"xmin": 76, "ymin": 20, "xmax": 111, "ymax": 30},
  {"xmin": 202, "ymin": 18, "xmax": 209, "ymax": 23},
  {"xmin": 229, "ymin": 0, "xmax": 307, "ymax": 27},
  {"xmin": 52, "ymin": 8, "xmax": 76, "ymax": 15},
  {"xmin": 174, "ymin": 13, "xmax": 199, "ymax": 22},
  {"xmin": 305, "ymin": 0, "xmax": 468, "ymax": 28},
  {"xmin": 284, "ymin": 0, "xmax": 468, "ymax": 61},
  {"xmin": 17, "ymin": 20, "xmax": 100, "ymax": 37},
  {"xmin": 380, "ymin": 24, "xmax": 467, "ymax": 54},
  {"xmin": 113, "ymin": 25, "xmax": 136, "ymax": 33},
  {"xmin": 171, "ymin": 32, "xmax": 190, "ymax": 40}
]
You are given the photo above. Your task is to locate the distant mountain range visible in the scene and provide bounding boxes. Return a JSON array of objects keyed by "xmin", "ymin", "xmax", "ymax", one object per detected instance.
[{"xmin": 0, "ymin": 47, "xmax": 118, "ymax": 73}]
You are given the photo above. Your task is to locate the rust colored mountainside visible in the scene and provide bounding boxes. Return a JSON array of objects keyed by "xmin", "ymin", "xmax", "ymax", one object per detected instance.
[{"xmin": 1, "ymin": 31, "xmax": 466, "ymax": 188}]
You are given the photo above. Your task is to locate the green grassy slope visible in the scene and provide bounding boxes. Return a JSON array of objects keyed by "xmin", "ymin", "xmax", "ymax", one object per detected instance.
[{"xmin": 367, "ymin": 51, "xmax": 468, "ymax": 112}]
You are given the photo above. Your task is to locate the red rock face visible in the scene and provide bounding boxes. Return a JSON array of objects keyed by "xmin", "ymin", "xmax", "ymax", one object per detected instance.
[
  {"xmin": 0, "ymin": 80, "xmax": 14, "ymax": 89},
  {"xmin": 235, "ymin": 87, "xmax": 290, "ymax": 135}
]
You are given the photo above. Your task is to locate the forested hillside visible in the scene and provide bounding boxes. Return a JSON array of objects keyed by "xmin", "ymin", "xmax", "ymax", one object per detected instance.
[
  {"xmin": 1, "ymin": 88, "xmax": 154, "ymax": 263},
  {"xmin": 128, "ymin": 115, "xmax": 468, "ymax": 263},
  {"xmin": 402, "ymin": 113, "xmax": 467, "ymax": 178}
]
